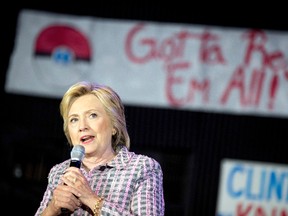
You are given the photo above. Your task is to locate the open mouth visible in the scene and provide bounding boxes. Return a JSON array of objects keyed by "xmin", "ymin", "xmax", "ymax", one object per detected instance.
[{"xmin": 81, "ymin": 135, "xmax": 95, "ymax": 143}]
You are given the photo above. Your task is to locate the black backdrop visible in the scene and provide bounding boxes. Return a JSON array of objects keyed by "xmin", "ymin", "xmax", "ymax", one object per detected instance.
[{"xmin": 2, "ymin": 2, "xmax": 288, "ymax": 215}]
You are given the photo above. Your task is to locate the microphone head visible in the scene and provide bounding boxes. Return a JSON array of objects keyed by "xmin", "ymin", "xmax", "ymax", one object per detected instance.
[{"xmin": 70, "ymin": 145, "xmax": 85, "ymax": 161}]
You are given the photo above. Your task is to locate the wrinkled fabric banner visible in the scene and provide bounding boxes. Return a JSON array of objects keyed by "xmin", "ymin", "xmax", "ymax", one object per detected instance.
[{"xmin": 5, "ymin": 9, "xmax": 288, "ymax": 118}]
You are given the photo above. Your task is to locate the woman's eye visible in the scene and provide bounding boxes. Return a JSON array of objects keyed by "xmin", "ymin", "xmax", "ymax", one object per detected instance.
[
  {"xmin": 90, "ymin": 113, "xmax": 97, "ymax": 118},
  {"xmin": 70, "ymin": 118, "xmax": 78, "ymax": 123}
]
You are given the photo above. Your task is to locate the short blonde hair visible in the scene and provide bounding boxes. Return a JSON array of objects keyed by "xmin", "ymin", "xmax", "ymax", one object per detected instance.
[{"xmin": 60, "ymin": 81, "xmax": 130, "ymax": 150}]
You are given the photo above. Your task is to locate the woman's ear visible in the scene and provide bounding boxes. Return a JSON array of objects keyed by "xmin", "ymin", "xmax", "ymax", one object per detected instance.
[{"xmin": 112, "ymin": 129, "xmax": 116, "ymax": 135}]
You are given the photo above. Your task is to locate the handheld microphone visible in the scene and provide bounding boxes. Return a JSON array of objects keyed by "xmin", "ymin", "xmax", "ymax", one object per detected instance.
[
  {"xmin": 61, "ymin": 145, "xmax": 85, "ymax": 214},
  {"xmin": 70, "ymin": 145, "xmax": 85, "ymax": 168}
]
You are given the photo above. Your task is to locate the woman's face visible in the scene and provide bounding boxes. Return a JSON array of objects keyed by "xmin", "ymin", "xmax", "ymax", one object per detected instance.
[{"xmin": 67, "ymin": 94, "xmax": 114, "ymax": 155}]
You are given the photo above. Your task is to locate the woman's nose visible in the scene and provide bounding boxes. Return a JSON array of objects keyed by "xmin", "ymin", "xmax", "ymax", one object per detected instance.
[
  {"xmin": 79, "ymin": 119, "xmax": 88, "ymax": 132},
  {"xmin": 79, "ymin": 126, "xmax": 88, "ymax": 132}
]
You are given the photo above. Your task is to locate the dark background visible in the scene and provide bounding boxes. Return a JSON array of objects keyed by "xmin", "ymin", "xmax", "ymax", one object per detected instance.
[{"xmin": 2, "ymin": 2, "xmax": 288, "ymax": 215}]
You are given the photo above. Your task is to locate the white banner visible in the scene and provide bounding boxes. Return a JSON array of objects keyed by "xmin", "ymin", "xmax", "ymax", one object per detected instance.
[
  {"xmin": 216, "ymin": 159, "xmax": 288, "ymax": 216},
  {"xmin": 5, "ymin": 9, "xmax": 288, "ymax": 118}
]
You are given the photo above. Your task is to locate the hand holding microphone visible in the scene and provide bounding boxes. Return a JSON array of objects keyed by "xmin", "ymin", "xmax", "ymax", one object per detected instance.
[{"xmin": 61, "ymin": 145, "xmax": 85, "ymax": 214}]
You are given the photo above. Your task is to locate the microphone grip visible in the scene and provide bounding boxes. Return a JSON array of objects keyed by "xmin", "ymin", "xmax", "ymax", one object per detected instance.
[
  {"xmin": 61, "ymin": 208, "xmax": 71, "ymax": 214},
  {"xmin": 60, "ymin": 159, "xmax": 80, "ymax": 214},
  {"xmin": 70, "ymin": 159, "xmax": 81, "ymax": 168}
]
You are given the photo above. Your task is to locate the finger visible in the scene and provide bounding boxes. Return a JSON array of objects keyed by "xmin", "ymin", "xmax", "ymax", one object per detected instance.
[
  {"xmin": 61, "ymin": 177, "xmax": 82, "ymax": 197},
  {"xmin": 63, "ymin": 171, "xmax": 82, "ymax": 183},
  {"xmin": 72, "ymin": 176, "xmax": 77, "ymax": 184},
  {"xmin": 62, "ymin": 175, "xmax": 76, "ymax": 187}
]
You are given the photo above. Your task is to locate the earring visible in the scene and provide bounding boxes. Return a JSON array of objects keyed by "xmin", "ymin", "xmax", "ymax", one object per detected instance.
[{"xmin": 112, "ymin": 130, "xmax": 116, "ymax": 135}]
